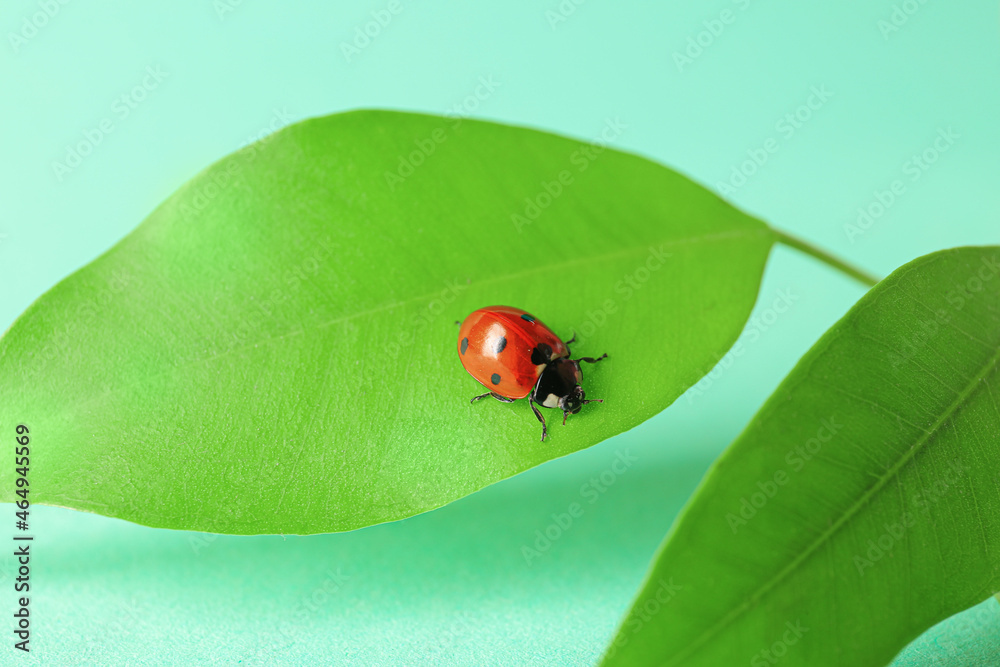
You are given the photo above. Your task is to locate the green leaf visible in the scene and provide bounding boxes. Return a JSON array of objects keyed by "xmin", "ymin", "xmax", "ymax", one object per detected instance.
[
  {"xmin": 601, "ymin": 246, "xmax": 1000, "ymax": 666},
  {"xmin": 0, "ymin": 110, "xmax": 778, "ymax": 534}
]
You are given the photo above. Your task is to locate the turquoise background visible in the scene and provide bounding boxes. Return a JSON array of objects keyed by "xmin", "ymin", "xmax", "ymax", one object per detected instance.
[{"xmin": 2, "ymin": 1, "xmax": 999, "ymax": 664}]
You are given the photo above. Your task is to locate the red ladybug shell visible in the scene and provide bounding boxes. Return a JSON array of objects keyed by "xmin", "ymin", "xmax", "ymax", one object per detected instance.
[{"xmin": 458, "ymin": 306, "xmax": 569, "ymax": 399}]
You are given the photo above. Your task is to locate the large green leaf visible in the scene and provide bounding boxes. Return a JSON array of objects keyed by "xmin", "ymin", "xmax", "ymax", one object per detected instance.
[
  {"xmin": 0, "ymin": 110, "xmax": 777, "ymax": 534},
  {"xmin": 601, "ymin": 246, "xmax": 1000, "ymax": 666}
]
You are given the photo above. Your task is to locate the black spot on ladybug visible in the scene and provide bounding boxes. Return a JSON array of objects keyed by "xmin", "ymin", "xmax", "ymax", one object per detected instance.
[
  {"xmin": 521, "ymin": 313, "xmax": 535, "ymax": 323},
  {"xmin": 531, "ymin": 343, "xmax": 553, "ymax": 365},
  {"xmin": 494, "ymin": 336, "xmax": 507, "ymax": 354},
  {"xmin": 491, "ymin": 373, "xmax": 501, "ymax": 385},
  {"xmin": 461, "ymin": 337, "xmax": 469, "ymax": 355}
]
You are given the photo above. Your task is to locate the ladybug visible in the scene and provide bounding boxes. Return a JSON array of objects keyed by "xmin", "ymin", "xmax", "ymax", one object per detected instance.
[{"xmin": 457, "ymin": 305, "xmax": 607, "ymax": 441}]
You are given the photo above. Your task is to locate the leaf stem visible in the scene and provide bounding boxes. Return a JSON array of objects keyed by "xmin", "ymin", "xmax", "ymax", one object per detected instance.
[{"xmin": 774, "ymin": 229, "xmax": 880, "ymax": 287}]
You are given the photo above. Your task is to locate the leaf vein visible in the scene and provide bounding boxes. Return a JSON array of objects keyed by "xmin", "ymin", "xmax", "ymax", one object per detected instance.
[{"xmin": 662, "ymin": 334, "xmax": 1000, "ymax": 666}]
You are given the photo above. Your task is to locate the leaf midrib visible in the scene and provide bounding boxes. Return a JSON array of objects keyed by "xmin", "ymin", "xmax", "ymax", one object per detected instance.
[
  {"xmin": 662, "ymin": 307, "xmax": 1000, "ymax": 666},
  {"xmin": 54, "ymin": 228, "xmax": 773, "ymax": 420}
]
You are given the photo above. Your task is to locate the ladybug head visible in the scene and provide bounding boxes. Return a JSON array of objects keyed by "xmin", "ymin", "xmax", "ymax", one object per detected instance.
[
  {"xmin": 559, "ymin": 385, "xmax": 586, "ymax": 417},
  {"xmin": 533, "ymin": 358, "xmax": 603, "ymax": 425},
  {"xmin": 560, "ymin": 384, "xmax": 604, "ymax": 425}
]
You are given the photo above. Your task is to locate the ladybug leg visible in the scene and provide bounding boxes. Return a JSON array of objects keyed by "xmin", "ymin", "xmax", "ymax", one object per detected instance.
[
  {"xmin": 529, "ymin": 398, "xmax": 548, "ymax": 441},
  {"xmin": 563, "ymin": 332, "xmax": 578, "ymax": 356},
  {"xmin": 572, "ymin": 353, "xmax": 608, "ymax": 364},
  {"xmin": 471, "ymin": 391, "xmax": 515, "ymax": 404}
]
